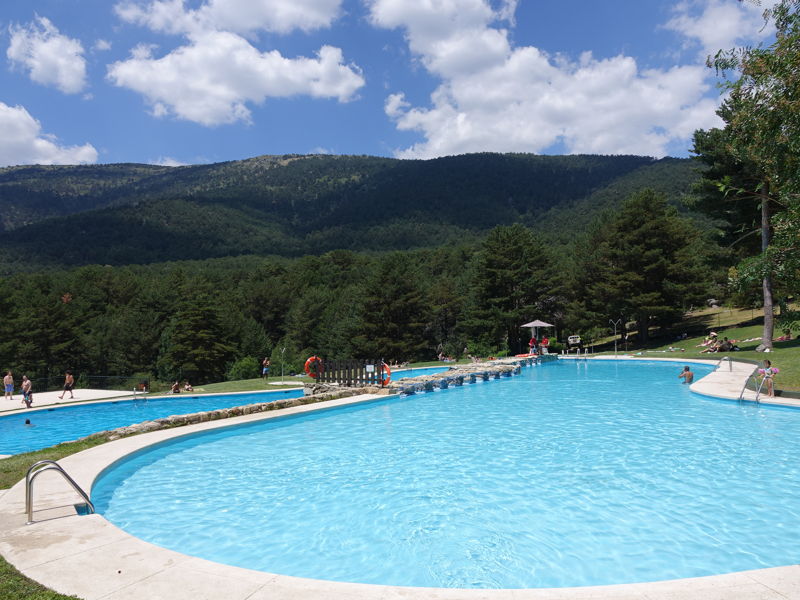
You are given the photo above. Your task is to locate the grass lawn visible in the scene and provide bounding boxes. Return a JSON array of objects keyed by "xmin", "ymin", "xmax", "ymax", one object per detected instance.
[{"xmin": 193, "ymin": 377, "xmax": 306, "ymax": 393}]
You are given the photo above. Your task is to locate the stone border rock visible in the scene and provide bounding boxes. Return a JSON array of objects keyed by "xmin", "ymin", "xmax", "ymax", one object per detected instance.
[
  {"xmin": 71, "ymin": 386, "xmax": 377, "ymax": 445},
  {"xmin": 67, "ymin": 358, "xmax": 551, "ymax": 447},
  {"xmin": 389, "ymin": 355, "xmax": 556, "ymax": 394}
]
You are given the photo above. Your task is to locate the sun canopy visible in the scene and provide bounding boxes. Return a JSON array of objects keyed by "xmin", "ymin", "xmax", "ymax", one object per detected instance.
[{"xmin": 520, "ymin": 320, "xmax": 553, "ymax": 328}]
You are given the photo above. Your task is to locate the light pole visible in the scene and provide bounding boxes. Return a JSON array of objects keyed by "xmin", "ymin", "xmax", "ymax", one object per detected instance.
[
  {"xmin": 609, "ymin": 319, "xmax": 623, "ymax": 357},
  {"xmin": 280, "ymin": 347, "xmax": 286, "ymax": 383}
]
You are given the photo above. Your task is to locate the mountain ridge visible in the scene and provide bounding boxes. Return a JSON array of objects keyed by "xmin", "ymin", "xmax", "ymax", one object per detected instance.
[{"xmin": 0, "ymin": 152, "xmax": 698, "ymax": 272}]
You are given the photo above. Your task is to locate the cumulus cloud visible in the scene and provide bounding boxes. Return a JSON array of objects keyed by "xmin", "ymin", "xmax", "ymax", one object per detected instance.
[
  {"xmin": 108, "ymin": 32, "xmax": 364, "ymax": 125},
  {"xmin": 0, "ymin": 102, "xmax": 98, "ymax": 167},
  {"xmin": 663, "ymin": 0, "xmax": 776, "ymax": 59},
  {"xmin": 115, "ymin": 0, "xmax": 342, "ymax": 35},
  {"xmin": 6, "ymin": 16, "xmax": 88, "ymax": 94},
  {"xmin": 368, "ymin": 0, "xmax": 770, "ymax": 158},
  {"xmin": 110, "ymin": 0, "xmax": 363, "ymax": 125}
]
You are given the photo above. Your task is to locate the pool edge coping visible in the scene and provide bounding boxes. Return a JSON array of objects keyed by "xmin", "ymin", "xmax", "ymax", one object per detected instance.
[{"xmin": 1, "ymin": 358, "xmax": 800, "ymax": 600}]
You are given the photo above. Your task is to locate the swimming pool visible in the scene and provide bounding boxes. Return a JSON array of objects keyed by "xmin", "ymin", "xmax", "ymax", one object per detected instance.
[
  {"xmin": 92, "ymin": 360, "xmax": 800, "ymax": 589},
  {"xmin": 0, "ymin": 389, "xmax": 303, "ymax": 456},
  {"xmin": 393, "ymin": 366, "xmax": 450, "ymax": 379}
]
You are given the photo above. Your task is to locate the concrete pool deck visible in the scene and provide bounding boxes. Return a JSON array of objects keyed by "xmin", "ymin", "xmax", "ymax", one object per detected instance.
[
  {"xmin": 0, "ymin": 388, "xmax": 138, "ymax": 415},
  {"xmin": 2, "ymin": 358, "xmax": 800, "ymax": 600}
]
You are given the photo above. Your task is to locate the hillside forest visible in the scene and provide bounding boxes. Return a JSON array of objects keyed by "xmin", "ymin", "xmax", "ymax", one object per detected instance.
[
  {"xmin": 3, "ymin": 0, "xmax": 800, "ymax": 391},
  {"xmin": 0, "ymin": 162, "xmax": 772, "ymax": 387}
]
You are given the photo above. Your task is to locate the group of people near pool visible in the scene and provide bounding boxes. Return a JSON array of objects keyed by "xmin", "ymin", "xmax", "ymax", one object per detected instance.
[
  {"xmin": 697, "ymin": 331, "xmax": 741, "ymax": 353},
  {"xmin": 171, "ymin": 380, "xmax": 194, "ymax": 393},
  {"xmin": 678, "ymin": 359, "xmax": 778, "ymax": 397},
  {"xmin": 3, "ymin": 370, "xmax": 74, "ymax": 408},
  {"xmin": 528, "ymin": 336, "xmax": 550, "ymax": 354}
]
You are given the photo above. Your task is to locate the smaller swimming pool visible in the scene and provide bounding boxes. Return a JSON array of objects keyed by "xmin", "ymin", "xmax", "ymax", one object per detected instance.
[
  {"xmin": 392, "ymin": 366, "xmax": 450, "ymax": 380},
  {"xmin": 0, "ymin": 388, "xmax": 303, "ymax": 456}
]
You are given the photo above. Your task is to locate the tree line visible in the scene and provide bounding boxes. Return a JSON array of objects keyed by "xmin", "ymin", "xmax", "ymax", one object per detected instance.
[{"xmin": 0, "ymin": 188, "xmax": 719, "ymax": 386}]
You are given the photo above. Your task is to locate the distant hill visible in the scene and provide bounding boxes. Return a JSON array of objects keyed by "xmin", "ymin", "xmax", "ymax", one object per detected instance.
[{"xmin": 0, "ymin": 153, "xmax": 699, "ymax": 271}]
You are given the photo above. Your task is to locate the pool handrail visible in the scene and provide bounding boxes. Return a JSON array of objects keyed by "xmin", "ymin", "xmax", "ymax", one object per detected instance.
[
  {"xmin": 25, "ymin": 460, "xmax": 95, "ymax": 525},
  {"xmin": 738, "ymin": 366, "xmax": 767, "ymax": 403},
  {"xmin": 715, "ymin": 356, "xmax": 733, "ymax": 371}
]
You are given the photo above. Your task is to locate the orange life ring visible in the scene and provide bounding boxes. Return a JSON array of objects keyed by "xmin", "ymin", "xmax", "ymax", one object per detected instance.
[
  {"xmin": 304, "ymin": 356, "xmax": 323, "ymax": 378},
  {"xmin": 381, "ymin": 362, "xmax": 392, "ymax": 385}
]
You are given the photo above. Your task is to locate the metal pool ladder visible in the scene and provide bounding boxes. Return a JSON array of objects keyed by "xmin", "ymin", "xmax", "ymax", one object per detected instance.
[
  {"xmin": 738, "ymin": 367, "xmax": 767, "ymax": 403},
  {"xmin": 715, "ymin": 356, "xmax": 733, "ymax": 371},
  {"xmin": 25, "ymin": 460, "xmax": 95, "ymax": 525}
]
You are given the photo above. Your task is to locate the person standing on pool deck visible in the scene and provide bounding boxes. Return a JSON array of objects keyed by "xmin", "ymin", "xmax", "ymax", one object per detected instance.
[
  {"xmin": 262, "ymin": 357, "xmax": 270, "ymax": 379},
  {"xmin": 21, "ymin": 375, "xmax": 33, "ymax": 408},
  {"xmin": 4, "ymin": 371, "xmax": 13, "ymax": 401},
  {"xmin": 58, "ymin": 370, "xmax": 74, "ymax": 400},
  {"xmin": 678, "ymin": 366, "xmax": 694, "ymax": 384}
]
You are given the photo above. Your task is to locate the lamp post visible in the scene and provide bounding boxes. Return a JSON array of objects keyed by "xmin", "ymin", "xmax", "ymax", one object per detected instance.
[
  {"xmin": 609, "ymin": 319, "xmax": 623, "ymax": 357},
  {"xmin": 280, "ymin": 347, "xmax": 286, "ymax": 383}
]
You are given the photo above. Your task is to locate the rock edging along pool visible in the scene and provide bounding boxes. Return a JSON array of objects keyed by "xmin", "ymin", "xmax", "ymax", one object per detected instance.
[{"xmin": 91, "ymin": 359, "xmax": 800, "ymax": 589}]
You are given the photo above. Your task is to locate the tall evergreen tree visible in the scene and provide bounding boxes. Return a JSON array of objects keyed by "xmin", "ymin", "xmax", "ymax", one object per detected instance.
[
  {"xmin": 353, "ymin": 254, "xmax": 430, "ymax": 362},
  {"xmin": 581, "ymin": 189, "xmax": 710, "ymax": 342},
  {"xmin": 468, "ymin": 224, "xmax": 559, "ymax": 354},
  {"xmin": 156, "ymin": 280, "xmax": 235, "ymax": 384}
]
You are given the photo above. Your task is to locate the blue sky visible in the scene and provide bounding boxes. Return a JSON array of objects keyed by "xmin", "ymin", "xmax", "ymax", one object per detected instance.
[{"xmin": 0, "ymin": 0, "xmax": 775, "ymax": 167}]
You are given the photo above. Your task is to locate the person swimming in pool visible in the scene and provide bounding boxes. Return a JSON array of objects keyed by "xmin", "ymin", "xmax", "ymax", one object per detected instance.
[{"xmin": 678, "ymin": 366, "xmax": 694, "ymax": 384}]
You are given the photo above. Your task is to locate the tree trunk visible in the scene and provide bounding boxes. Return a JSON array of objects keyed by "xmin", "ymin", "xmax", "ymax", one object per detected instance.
[
  {"xmin": 637, "ymin": 317, "xmax": 649, "ymax": 343},
  {"xmin": 762, "ymin": 185, "xmax": 774, "ymax": 349}
]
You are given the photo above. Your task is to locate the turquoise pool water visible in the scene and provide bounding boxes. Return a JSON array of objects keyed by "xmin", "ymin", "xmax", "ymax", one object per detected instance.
[
  {"xmin": 92, "ymin": 360, "xmax": 800, "ymax": 589},
  {"xmin": 0, "ymin": 389, "xmax": 303, "ymax": 455},
  {"xmin": 393, "ymin": 366, "xmax": 449, "ymax": 379}
]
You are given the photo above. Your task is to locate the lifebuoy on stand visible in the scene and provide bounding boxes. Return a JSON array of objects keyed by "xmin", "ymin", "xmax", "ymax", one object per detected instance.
[
  {"xmin": 380, "ymin": 362, "xmax": 392, "ymax": 386},
  {"xmin": 304, "ymin": 356, "xmax": 323, "ymax": 378}
]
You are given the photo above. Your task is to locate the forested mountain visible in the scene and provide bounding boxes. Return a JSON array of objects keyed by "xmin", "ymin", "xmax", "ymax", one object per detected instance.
[{"xmin": 0, "ymin": 153, "xmax": 698, "ymax": 271}]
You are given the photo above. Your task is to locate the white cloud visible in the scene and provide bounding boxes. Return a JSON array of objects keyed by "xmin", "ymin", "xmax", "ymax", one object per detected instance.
[
  {"xmin": 0, "ymin": 102, "xmax": 98, "ymax": 167},
  {"xmin": 108, "ymin": 31, "xmax": 364, "ymax": 125},
  {"xmin": 664, "ymin": 0, "xmax": 775, "ymax": 59},
  {"xmin": 115, "ymin": 0, "xmax": 343, "ymax": 35},
  {"xmin": 150, "ymin": 156, "xmax": 187, "ymax": 166},
  {"xmin": 368, "ymin": 0, "xmax": 769, "ymax": 158},
  {"xmin": 93, "ymin": 39, "xmax": 112, "ymax": 52},
  {"xmin": 6, "ymin": 16, "xmax": 88, "ymax": 94},
  {"xmin": 110, "ymin": 0, "xmax": 363, "ymax": 126}
]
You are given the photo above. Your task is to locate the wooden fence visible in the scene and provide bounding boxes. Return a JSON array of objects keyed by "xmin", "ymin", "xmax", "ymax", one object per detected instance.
[{"xmin": 315, "ymin": 358, "xmax": 389, "ymax": 387}]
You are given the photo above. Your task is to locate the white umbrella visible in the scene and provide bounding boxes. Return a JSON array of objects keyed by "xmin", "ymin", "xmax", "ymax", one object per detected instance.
[{"xmin": 520, "ymin": 320, "xmax": 553, "ymax": 328}]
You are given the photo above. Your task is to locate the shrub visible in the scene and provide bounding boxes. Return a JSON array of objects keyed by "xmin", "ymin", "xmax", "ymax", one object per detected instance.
[{"xmin": 226, "ymin": 356, "xmax": 261, "ymax": 381}]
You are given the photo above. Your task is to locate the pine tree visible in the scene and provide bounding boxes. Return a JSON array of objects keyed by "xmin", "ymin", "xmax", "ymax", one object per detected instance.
[
  {"xmin": 583, "ymin": 189, "xmax": 710, "ymax": 342},
  {"xmin": 468, "ymin": 224, "xmax": 560, "ymax": 354},
  {"xmin": 353, "ymin": 254, "xmax": 430, "ymax": 363},
  {"xmin": 156, "ymin": 280, "xmax": 235, "ymax": 384}
]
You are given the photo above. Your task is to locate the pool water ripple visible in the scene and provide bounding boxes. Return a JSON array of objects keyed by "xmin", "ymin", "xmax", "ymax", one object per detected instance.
[{"xmin": 93, "ymin": 360, "xmax": 800, "ymax": 589}]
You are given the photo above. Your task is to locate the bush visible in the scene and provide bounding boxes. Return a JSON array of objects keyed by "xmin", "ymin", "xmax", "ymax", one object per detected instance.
[{"xmin": 226, "ymin": 356, "xmax": 261, "ymax": 381}]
